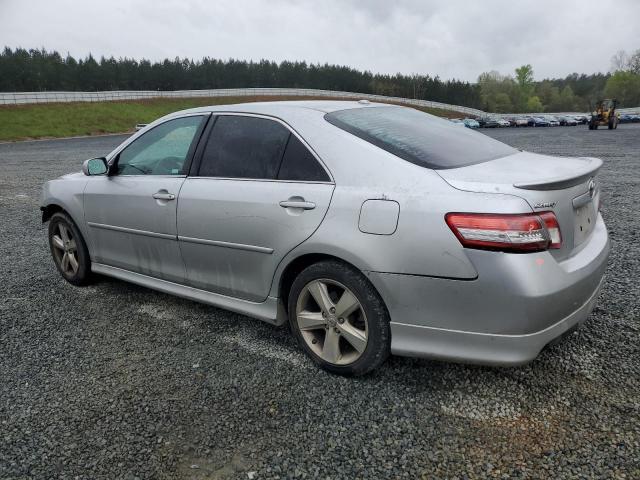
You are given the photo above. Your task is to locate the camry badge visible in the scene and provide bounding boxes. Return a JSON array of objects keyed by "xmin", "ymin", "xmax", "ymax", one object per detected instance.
[{"xmin": 534, "ymin": 201, "xmax": 556, "ymax": 209}]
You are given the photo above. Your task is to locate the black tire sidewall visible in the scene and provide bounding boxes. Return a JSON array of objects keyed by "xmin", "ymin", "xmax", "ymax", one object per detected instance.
[
  {"xmin": 48, "ymin": 212, "xmax": 92, "ymax": 286},
  {"xmin": 288, "ymin": 260, "xmax": 391, "ymax": 376}
]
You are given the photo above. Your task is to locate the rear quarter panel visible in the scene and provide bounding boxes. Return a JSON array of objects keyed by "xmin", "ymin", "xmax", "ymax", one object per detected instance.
[{"xmin": 268, "ymin": 114, "xmax": 534, "ymax": 296}]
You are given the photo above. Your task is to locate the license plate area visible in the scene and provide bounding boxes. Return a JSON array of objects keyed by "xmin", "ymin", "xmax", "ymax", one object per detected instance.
[{"xmin": 574, "ymin": 201, "xmax": 596, "ymax": 245}]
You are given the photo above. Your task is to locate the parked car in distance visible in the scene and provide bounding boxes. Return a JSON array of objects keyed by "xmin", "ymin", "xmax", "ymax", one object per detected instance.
[
  {"xmin": 463, "ymin": 118, "xmax": 480, "ymax": 128},
  {"xmin": 559, "ymin": 116, "xmax": 578, "ymax": 126},
  {"xmin": 514, "ymin": 117, "xmax": 529, "ymax": 127},
  {"xmin": 574, "ymin": 115, "xmax": 589, "ymax": 125},
  {"xmin": 480, "ymin": 117, "xmax": 500, "ymax": 128},
  {"xmin": 533, "ymin": 116, "xmax": 550, "ymax": 127},
  {"xmin": 525, "ymin": 116, "xmax": 536, "ymax": 127},
  {"xmin": 40, "ymin": 101, "xmax": 610, "ymax": 375},
  {"xmin": 619, "ymin": 113, "xmax": 640, "ymax": 123},
  {"xmin": 546, "ymin": 116, "xmax": 560, "ymax": 127},
  {"xmin": 497, "ymin": 118, "xmax": 511, "ymax": 127}
]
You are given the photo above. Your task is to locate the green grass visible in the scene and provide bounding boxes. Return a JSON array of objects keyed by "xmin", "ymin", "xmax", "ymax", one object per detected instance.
[{"xmin": 0, "ymin": 95, "xmax": 458, "ymax": 142}]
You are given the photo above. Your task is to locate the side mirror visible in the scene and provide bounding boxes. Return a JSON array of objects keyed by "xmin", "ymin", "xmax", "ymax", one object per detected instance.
[{"xmin": 82, "ymin": 157, "xmax": 108, "ymax": 176}]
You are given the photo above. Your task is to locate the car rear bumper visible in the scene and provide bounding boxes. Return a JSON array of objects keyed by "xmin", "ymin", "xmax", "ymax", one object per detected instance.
[
  {"xmin": 367, "ymin": 214, "xmax": 610, "ymax": 366},
  {"xmin": 386, "ymin": 275, "xmax": 604, "ymax": 365}
]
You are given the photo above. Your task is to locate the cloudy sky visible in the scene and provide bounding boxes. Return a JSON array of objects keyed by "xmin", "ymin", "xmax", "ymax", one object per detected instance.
[{"xmin": 1, "ymin": 0, "xmax": 638, "ymax": 81}]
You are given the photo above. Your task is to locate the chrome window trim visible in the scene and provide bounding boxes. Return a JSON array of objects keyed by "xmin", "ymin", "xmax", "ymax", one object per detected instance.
[
  {"xmin": 185, "ymin": 176, "xmax": 332, "ymax": 185},
  {"xmin": 92, "ymin": 175, "xmax": 187, "ymax": 179}
]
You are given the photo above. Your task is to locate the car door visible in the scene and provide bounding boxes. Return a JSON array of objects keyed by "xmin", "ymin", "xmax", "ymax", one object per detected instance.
[
  {"xmin": 177, "ymin": 113, "xmax": 335, "ymax": 302},
  {"xmin": 84, "ymin": 114, "xmax": 208, "ymax": 282}
]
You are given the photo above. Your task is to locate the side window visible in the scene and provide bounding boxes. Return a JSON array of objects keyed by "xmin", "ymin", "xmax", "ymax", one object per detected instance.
[
  {"xmin": 116, "ymin": 116, "xmax": 204, "ymax": 176},
  {"xmin": 278, "ymin": 135, "xmax": 330, "ymax": 182},
  {"xmin": 198, "ymin": 115, "xmax": 290, "ymax": 179}
]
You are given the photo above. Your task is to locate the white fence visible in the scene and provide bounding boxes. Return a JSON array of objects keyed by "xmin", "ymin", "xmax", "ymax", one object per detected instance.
[
  {"xmin": 0, "ymin": 88, "xmax": 486, "ymax": 116},
  {"xmin": 0, "ymin": 88, "xmax": 638, "ymax": 116}
]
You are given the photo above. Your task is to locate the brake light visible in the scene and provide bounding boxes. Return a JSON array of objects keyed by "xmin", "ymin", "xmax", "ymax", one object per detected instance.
[
  {"xmin": 539, "ymin": 211, "xmax": 562, "ymax": 249},
  {"xmin": 445, "ymin": 212, "xmax": 562, "ymax": 253}
]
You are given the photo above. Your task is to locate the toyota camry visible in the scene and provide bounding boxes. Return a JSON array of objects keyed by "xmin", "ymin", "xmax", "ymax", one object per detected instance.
[{"xmin": 41, "ymin": 101, "xmax": 610, "ymax": 375}]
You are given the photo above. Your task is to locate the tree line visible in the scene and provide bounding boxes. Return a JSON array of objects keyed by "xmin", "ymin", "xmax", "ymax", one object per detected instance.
[
  {"xmin": 0, "ymin": 47, "xmax": 482, "ymax": 108},
  {"xmin": 1, "ymin": 47, "xmax": 639, "ymax": 112},
  {"xmin": 478, "ymin": 49, "xmax": 640, "ymax": 112}
]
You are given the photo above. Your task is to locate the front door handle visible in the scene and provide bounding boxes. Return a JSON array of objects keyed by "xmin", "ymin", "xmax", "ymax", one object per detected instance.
[
  {"xmin": 152, "ymin": 191, "xmax": 176, "ymax": 201},
  {"xmin": 279, "ymin": 200, "xmax": 316, "ymax": 210}
]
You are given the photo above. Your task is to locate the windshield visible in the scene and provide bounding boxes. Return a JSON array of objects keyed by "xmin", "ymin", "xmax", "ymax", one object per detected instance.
[{"xmin": 325, "ymin": 106, "xmax": 517, "ymax": 170}]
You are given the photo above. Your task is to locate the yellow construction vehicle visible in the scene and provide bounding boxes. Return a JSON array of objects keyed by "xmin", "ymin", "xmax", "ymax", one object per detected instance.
[{"xmin": 588, "ymin": 99, "xmax": 619, "ymax": 130}]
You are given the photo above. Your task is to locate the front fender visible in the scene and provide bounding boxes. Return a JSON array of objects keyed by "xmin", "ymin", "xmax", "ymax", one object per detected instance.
[{"xmin": 40, "ymin": 174, "xmax": 92, "ymax": 253}]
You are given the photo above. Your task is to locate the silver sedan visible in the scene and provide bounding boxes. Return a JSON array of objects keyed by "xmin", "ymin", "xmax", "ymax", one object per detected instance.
[{"xmin": 41, "ymin": 101, "xmax": 610, "ymax": 375}]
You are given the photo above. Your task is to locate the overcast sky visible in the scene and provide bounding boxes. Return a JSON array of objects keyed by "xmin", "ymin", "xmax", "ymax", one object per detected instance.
[{"xmin": 1, "ymin": 0, "xmax": 638, "ymax": 82}]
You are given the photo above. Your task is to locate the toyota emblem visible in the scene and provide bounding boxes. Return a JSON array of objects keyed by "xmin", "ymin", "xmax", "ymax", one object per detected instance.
[{"xmin": 588, "ymin": 178, "xmax": 596, "ymax": 198}]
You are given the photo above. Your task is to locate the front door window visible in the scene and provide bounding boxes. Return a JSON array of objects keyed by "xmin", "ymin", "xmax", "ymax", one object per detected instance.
[{"xmin": 116, "ymin": 116, "xmax": 205, "ymax": 176}]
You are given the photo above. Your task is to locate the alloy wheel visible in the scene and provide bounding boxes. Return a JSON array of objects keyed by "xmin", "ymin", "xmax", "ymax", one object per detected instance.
[
  {"xmin": 51, "ymin": 222, "xmax": 79, "ymax": 277},
  {"xmin": 295, "ymin": 279, "xmax": 368, "ymax": 365}
]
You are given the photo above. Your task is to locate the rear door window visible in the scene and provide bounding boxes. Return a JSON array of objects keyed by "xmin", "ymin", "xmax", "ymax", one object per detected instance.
[
  {"xmin": 277, "ymin": 135, "xmax": 330, "ymax": 182},
  {"xmin": 198, "ymin": 115, "xmax": 290, "ymax": 179},
  {"xmin": 325, "ymin": 106, "xmax": 516, "ymax": 169}
]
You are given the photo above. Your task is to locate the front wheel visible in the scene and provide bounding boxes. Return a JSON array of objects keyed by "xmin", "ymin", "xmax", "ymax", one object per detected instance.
[
  {"xmin": 288, "ymin": 261, "xmax": 390, "ymax": 375},
  {"xmin": 48, "ymin": 212, "xmax": 93, "ymax": 286}
]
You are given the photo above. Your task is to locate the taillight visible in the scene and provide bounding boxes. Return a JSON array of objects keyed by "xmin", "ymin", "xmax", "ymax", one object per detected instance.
[
  {"xmin": 445, "ymin": 212, "xmax": 562, "ymax": 253},
  {"xmin": 539, "ymin": 211, "xmax": 562, "ymax": 249}
]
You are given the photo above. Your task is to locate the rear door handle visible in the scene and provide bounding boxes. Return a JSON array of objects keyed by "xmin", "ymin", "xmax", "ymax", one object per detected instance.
[
  {"xmin": 152, "ymin": 191, "xmax": 176, "ymax": 201},
  {"xmin": 279, "ymin": 200, "xmax": 316, "ymax": 210}
]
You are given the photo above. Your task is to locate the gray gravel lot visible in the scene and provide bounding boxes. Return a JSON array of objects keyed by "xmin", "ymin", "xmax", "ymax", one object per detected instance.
[{"xmin": 1, "ymin": 125, "xmax": 639, "ymax": 479}]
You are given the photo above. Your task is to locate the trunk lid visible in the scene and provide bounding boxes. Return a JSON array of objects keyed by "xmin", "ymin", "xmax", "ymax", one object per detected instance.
[{"xmin": 437, "ymin": 151, "xmax": 602, "ymax": 259}]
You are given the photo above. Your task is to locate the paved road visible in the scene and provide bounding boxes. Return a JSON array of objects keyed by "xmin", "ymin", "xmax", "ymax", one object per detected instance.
[{"xmin": 1, "ymin": 125, "xmax": 639, "ymax": 479}]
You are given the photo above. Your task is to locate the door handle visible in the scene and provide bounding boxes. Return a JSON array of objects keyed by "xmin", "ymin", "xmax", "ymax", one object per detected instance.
[
  {"xmin": 152, "ymin": 191, "xmax": 176, "ymax": 201},
  {"xmin": 279, "ymin": 200, "xmax": 316, "ymax": 210}
]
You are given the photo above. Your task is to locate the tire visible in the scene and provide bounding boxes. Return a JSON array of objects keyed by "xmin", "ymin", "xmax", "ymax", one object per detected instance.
[
  {"xmin": 288, "ymin": 260, "xmax": 390, "ymax": 376},
  {"xmin": 48, "ymin": 211, "xmax": 93, "ymax": 286}
]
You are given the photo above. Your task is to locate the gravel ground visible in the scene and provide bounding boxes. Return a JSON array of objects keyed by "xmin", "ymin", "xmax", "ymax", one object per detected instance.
[{"xmin": 1, "ymin": 125, "xmax": 639, "ymax": 479}]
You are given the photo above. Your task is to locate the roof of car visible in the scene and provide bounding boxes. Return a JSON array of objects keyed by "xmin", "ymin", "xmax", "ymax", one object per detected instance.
[{"xmin": 171, "ymin": 99, "xmax": 393, "ymax": 118}]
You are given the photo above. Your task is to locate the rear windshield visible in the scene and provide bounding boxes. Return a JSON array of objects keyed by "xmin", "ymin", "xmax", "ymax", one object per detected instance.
[{"xmin": 324, "ymin": 106, "xmax": 517, "ymax": 169}]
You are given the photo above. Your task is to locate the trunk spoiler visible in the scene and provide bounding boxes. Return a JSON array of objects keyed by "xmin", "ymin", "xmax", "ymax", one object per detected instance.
[{"xmin": 514, "ymin": 157, "xmax": 603, "ymax": 191}]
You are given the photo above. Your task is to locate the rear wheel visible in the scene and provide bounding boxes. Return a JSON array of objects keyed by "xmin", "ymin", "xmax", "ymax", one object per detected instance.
[
  {"xmin": 288, "ymin": 260, "xmax": 390, "ymax": 375},
  {"xmin": 48, "ymin": 212, "xmax": 93, "ymax": 286}
]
